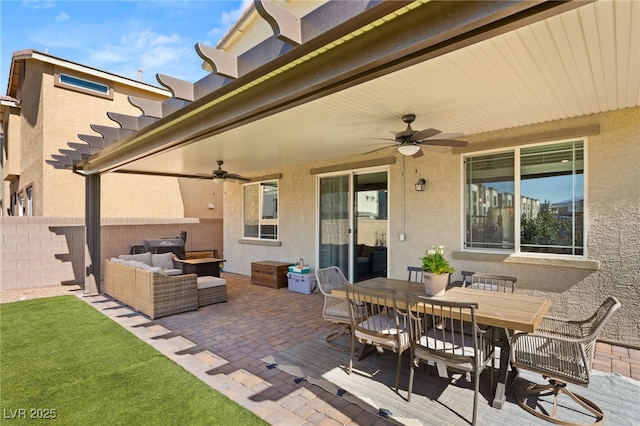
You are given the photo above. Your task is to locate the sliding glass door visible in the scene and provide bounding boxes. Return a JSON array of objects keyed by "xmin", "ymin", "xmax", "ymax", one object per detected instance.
[
  {"xmin": 318, "ymin": 170, "xmax": 388, "ymax": 282},
  {"xmin": 318, "ymin": 175, "xmax": 350, "ymax": 274}
]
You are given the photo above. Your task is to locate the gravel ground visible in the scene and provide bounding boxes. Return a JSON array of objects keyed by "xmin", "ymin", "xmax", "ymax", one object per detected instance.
[{"xmin": 0, "ymin": 285, "xmax": 83, "ymax": 304}]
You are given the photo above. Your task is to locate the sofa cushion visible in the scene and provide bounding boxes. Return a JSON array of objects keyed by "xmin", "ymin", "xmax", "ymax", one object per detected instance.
[
  {"xmin": 152, "ymin": 252, "xmax": 174, "ymax": 270},
  {"xmin": 140, "ymin": 263, "xmax": 163, "ymax": 274},
  {"xmin": 126, "ymin": 260, "xmax": 147, "ymax": 269},
  {"xmin": 119, "ymin": 252, "xmax": 152, "ymax": 266},
  {"xmin": 163, "ymin": 268, "xmax": 183, "ymax": 276},
  {"xmin": 197, "ymin": 276, "xmax": 226, "ymax": 289}
]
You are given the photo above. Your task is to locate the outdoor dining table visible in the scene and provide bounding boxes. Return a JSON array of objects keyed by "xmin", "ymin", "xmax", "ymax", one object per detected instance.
[{"xmin": 332, "ymin": 277, "xmax": 552, "ymax": 409}]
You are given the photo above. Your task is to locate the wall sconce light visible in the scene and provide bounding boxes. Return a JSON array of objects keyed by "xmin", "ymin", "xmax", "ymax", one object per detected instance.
[{"xmin": 415, "ymin": 178, "xmax": 426, "ymax": 192}]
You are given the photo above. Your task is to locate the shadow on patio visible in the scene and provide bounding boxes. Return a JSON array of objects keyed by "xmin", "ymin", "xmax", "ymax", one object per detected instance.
[{"xmin": 84, "ymin": 272, "xmax": 638, "ymax": 426}]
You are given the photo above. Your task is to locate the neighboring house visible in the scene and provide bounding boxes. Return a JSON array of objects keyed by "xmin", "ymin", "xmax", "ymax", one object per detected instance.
[
  {"xmin": 0, "ymin": 49, "xmax": 224, "ymax": 219},
  {"xmin": 37, "ymin": 1, "xmax": 640, "ymax": 346}
]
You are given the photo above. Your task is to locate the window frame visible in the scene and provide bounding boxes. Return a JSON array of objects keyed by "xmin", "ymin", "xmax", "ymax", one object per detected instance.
[
  {"xmin": 462, "ymin": 138, "xmax": 587, "ymax": 258},
  {"xmin": 242, "ymin": 179, "xmax": 279, "ymax": 241},
  {"xmin": 54, "ymin": 71, "xmax": 113, "ymax": 99}
]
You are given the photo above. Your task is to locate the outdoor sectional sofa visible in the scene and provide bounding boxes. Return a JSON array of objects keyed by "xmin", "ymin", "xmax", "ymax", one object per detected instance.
[{"xmin": 103, "ymin": 252, "xmax": 198, "ymax": 319}]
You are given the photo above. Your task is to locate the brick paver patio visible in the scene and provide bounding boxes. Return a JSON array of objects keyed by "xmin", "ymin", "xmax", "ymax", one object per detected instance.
[{"xmin": 80, "ymin": 272, "xmax": 638, "ymax": 425}]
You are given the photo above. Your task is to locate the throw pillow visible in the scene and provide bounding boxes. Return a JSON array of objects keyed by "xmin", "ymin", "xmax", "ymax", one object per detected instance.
[
  {"xmin": 140, "ymin": 263, "xmax": 163, "ymax": 274},
  {"xmin": 152, "ymin": 252, "xmax": 174, "ymax": 270},
  {"xmin": 119, "ymin": 252, "xmax": 153, "ymax": 266},
  {"xmin": 126, "ymin": 260, "xmax": 146, "ymax": 269}
]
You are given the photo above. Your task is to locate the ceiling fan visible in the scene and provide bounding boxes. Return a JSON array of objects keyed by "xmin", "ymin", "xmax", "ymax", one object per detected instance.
[
  {"xmin": 375, "ymin": 114, "xmax": 468, "ymax": 156},
  {"xmin": 211, "ymin": 160, "xmax": 249, "ymax": 184}
]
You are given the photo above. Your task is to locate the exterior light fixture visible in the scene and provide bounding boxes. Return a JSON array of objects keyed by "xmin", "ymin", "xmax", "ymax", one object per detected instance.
[
  {"xmin": 398, "ymin": 144, "xmax": 420, "ymax": 156},
  {"xmin": 415, "ymin": 178, "xmax": 426, "ymax": 192}
]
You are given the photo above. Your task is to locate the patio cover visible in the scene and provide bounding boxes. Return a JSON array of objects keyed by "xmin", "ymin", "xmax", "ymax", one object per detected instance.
[{"xmin": 44, "ymin": 0, "xmax": 639, "ymax": 291}]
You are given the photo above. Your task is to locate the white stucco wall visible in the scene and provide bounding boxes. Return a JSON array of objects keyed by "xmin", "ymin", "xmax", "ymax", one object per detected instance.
[{"xmin": 222, "ymin": 107, "xmax": 640, "ymax": 346}]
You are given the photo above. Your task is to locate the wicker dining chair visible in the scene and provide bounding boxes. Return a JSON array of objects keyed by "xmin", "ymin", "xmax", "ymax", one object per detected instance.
[
  {"xmin": 345, "ymin": 286, "xmax": 410, "ymax": 392},
  {"xmin": 405, "ymin": 292, "xmax": 495, "ymax": 425},
  {"xmin": 407, "ymin": 266, "xmax": 422, "ymax": 282},
  {"xmin": 461, "ymin": 271, "xmax": 517, "ymax": 293},
  {"xmin": 316, "ymin": 267, "xmax": 364, "ymax": 351},
  {"xmin": 510, "ymin": 296, "xmax": 621, "ymax": 425}
]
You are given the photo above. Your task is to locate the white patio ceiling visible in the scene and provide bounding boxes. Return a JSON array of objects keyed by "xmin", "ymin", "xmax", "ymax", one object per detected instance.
[{"xmin": 104, "ymin": 0, "xmax": 640, "ymax": 179}]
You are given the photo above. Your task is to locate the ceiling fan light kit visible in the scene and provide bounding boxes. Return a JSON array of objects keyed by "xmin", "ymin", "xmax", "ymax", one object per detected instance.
[
  {"xmin": 371, "ymin": 114, "xmax": 468, "ymax": 156},
  {"xmin": 398, "ymin": 144, "xmax": 421, "ymax": 156},
  {"xmin": 213, "ymin": 177, "xmax": 226, "ymax": 184}
]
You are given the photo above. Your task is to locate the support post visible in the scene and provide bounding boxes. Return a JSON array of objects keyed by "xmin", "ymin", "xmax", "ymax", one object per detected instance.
[{"xmin": 84, "ymin": 174, "xmax": 101, "ymax": 294}]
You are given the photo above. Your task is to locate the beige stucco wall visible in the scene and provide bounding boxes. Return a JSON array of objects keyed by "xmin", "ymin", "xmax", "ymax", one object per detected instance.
[{"xmin": 222, "ymin": 107, "xmax": 640, "ymax": 346}]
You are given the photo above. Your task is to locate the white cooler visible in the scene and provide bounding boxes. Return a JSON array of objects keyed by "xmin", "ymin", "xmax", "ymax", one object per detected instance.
[{"xmin": 287, "ymin": 272, "xmax": 317, "ymax": 294}]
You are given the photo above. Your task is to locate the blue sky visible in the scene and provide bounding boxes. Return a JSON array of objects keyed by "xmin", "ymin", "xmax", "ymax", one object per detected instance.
[{"xmin": 1, "ymin": 0, "xmax": 250, "ymax": 90}]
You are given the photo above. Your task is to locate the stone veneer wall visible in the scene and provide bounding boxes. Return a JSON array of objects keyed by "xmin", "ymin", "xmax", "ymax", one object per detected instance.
[{"xmin": 0, "ymin": 217, "xmax": 222, "ymax": 290}]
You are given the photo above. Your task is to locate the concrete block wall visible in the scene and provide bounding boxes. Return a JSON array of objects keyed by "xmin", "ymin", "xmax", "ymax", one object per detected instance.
[
  {"xmin": 0, "ymin": 217, "xmax": 222, "ymax": 290},
  {"xmin": 1, "ymin": 217, "xmax": 84, "ymax": 289}
]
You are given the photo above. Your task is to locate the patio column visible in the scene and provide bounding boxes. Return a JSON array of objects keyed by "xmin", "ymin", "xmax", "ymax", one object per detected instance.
[{"xmin": 84, "ymin": 173, "xmax": 100, "ymax": 294}]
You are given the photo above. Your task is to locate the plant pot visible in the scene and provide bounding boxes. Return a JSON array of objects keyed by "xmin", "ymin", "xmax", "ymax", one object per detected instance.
[{"xmin": 423, "ymin": 271, "xmax": 449, "ymax": 297}]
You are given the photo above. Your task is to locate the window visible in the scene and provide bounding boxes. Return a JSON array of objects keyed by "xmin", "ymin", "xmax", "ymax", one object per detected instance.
[
  {"xmin": 243, "ymin": 181, "xmax": 278, "ymax": 240},
  {"xmin": 55, "ymin": 72, "xmax": 113, "ymax": 99},
  {"xmin": 465, "ymin": 140, "xmax": 585, "ymax": 256},
  {"xmin": 26, "ymin": 186, "xmax": 33, "ymax": 216}
]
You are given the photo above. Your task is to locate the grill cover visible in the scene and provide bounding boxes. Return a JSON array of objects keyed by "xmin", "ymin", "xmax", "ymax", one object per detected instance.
[{"xmin": 142, "ymin": 238, "xmax": 185, "ymax": 259}]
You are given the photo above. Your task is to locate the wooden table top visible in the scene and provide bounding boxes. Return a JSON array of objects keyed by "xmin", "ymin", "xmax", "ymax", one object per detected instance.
[
  {"xmin": 174, "ymin": 257, "xmax": 224, "ymax": 265},
  {"xmin": 332, "ymin": 277, "xmax": 551, "ymax": 333}
]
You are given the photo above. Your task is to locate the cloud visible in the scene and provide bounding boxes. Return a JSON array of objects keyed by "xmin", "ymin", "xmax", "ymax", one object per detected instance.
[
  {"xmin": 85, "ymin": 26, "xmax": 207, "ymax": 83},
  {"xmin": 55, "ymin": 12, "xmax": 69, "ymax": 22},
  {"xmin": 206, "ymin": 0, "xmax": 252, "ymax": 43},
  {"xmin": 20, "ymin": 0, "xmax": 55, "ymax": 10}
]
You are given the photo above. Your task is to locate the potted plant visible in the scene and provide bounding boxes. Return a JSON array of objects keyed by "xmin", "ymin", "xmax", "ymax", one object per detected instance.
[{"xmin": 421, "ymin": 245, "xmax": 454, "ymax": 296}]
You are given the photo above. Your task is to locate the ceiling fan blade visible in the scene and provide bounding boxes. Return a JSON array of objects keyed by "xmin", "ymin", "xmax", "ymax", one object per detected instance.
[
  {"xmin": 363, "ymin": 145, "xmax": 395, "ymax": 155},
  {"xmin": 226, "ymin": 174, "xmax": 250, "ymax": 182},
  {"xmin": 421, "ymin": 132, "xmax": 464, "ymax": 140},
  {"xmin": 367, "ymin": 137, "xmax": 398, "ymax": 142},
  {"xmin": 411, "ymin": 149, "xmax": 424, "ymax": 158},
  {"xmin": 411, "ymin": 128, "xmax": 441, "ymax": 141},
  {"xmin": 418, "ymin": 139, "xmax": 468, "ymax": 147}
]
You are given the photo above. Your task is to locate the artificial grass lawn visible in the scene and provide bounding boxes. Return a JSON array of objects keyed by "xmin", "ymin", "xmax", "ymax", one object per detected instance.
[{"xmin": 0, "ymin": 296, "xmax": 267, "ymax": 425}]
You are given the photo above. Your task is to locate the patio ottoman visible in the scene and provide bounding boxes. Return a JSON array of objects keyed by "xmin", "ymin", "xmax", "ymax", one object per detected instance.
[{"xmin": 197, "ymin": 276, "xmax": 227, "ymax": 307}]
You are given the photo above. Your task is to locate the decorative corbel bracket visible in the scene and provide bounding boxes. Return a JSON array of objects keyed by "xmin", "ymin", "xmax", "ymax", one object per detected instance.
[
  {"xmin": 255, "ymin": 0, "xmax": 302, "ymax": 46},
  {"xmin": 157, "ymin": 74, "xmax": 195, "ymax": 102},
  {"xmin": 195, "ymin": 43, "xmax": 239, "ymax": 79},
  {"xmin": 129, "ymin": 96, "xmax": 164, "ymax": 118}
]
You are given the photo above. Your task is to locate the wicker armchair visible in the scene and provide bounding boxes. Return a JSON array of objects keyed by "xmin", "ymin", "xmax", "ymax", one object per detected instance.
[
  {"xmin": 316, "ymin": 267, "xmax": 363, "ymax": 351},
  {"xmin": 461, "ymin": 271, "xmax": 517, "ymax": 293},
  {"xmin": 510, "ymin": 296, "xmax": 621, "ymax": 425}
]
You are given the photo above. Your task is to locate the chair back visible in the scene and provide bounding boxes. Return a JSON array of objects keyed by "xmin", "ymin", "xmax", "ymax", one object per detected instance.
[
  {"xmin": 405, "ymin": 292, "xmax": 491, "ymax": 365},
  {"xmin": 461, "ymin": 271, "xmax": 517, "ymax": 293},
  {"xmin": 345, "ymin": 286, "xmax": 407, "ymax": 352},
  {"xmin": 407, "ymin": 266, "xmax": 422, "ymax": 282},
  {"xmin": 580, "ymin": 296, "xmax": 621, "ymax": 338},
  {"xmin": 316, "ymin": 266, "xmax": 348, "ymax": 295},
  {"xmin": 316, "ymin": 266, "xmax": 351, "ymax": 323}
]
